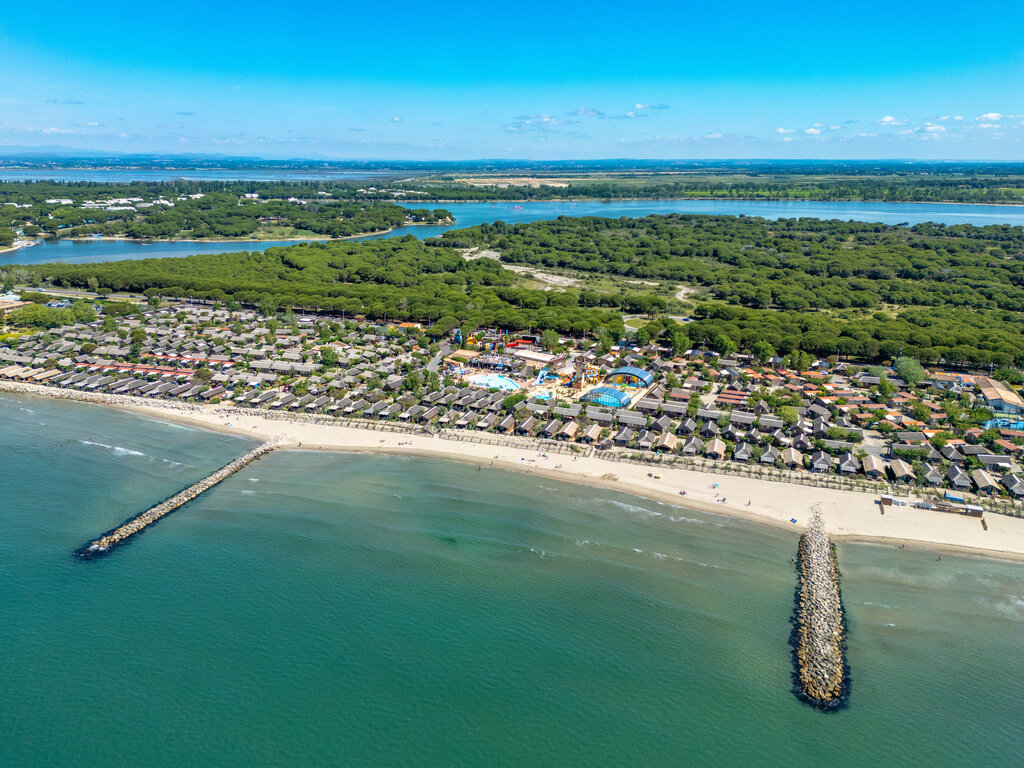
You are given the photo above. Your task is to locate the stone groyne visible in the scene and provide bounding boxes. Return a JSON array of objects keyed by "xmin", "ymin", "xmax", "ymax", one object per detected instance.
[
  {"xmin": 791, "ymin": 506, "xmax": 849, "ymax": 711},
  {"xmin": 74, "ymin": 439, "xmax": 279, "ymax": 559}
]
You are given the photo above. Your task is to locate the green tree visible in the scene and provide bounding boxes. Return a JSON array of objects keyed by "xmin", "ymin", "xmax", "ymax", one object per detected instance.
[
  {"xmin": 687, "ymin": 392, "xmax": 702, "ymax": 417},
  {"xmin": 752, "ymin": 339, "xmax": 776, "ymax": 364},
  {"xmin": 258, "ymin": 294, "xmax": 279, "ymax": 318},
  {"xmin": 319, "ymin": 346, "xmax": 338, "ymax": 368},
  {"xmin": 910, "ymin": 400, "xmax": 931, "ymax": 423},
  {"xmin": 993, "ymin": 367, "xmax": 1023, "ymax": 385},
  {"xmin": 779, "ymin": 405, "xmax": 799, "ymax": 426},
  {"xmin": 70, "ymin": 300, "xmax": 96, "ymax": 323},
  {"xmin": 715, "ymin": 335, "xmax": 737, "ymax": 358},
  {"xmin": 894, "ymin": 357, "xmax": 926, "ymax": 387},
  {"xmin": 788, "ymin": 349, "xmax": 812, "ymax": 371},
  {"xmin": 670, "ymin": 330, "xmax": 689, "ymax": 357}
]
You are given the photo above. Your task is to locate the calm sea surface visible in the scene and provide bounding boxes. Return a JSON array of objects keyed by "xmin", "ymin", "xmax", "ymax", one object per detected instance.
[
  {"xmin": 4, "ymin": 199, "xmax": 1024, "ymax": 266},
  {"xmin": 2, "ymin": 393, "xmax": 1022, "ymax": 767}
]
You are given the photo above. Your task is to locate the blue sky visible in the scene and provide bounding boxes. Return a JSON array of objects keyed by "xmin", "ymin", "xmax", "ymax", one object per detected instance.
[{"xmin": 1, "ymin": 0, "xmax": 1022, "ymax": 160}]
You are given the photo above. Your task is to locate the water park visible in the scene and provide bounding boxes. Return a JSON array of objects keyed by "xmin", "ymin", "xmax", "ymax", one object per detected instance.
[
  {"xmin": 467, "ymin": 373, "xmax": 521, "ymax": 392},
  {"xmin": 445, "ymin": 331, "xmax": 659, "ymax": 408}
]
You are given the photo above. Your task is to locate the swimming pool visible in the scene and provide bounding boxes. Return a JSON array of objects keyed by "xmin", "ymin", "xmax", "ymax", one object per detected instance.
[
  {"xmin": 468, "ymin": 373, "xmax": 521, "ymax": 392},
  {"xmin": 986, "ymin": 417, "xmax": 1024, "ymax": 431}
]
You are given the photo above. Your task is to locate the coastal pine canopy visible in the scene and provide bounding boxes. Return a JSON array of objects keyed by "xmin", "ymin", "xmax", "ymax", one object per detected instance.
[{"xmin": 12, "ymin": 213, "xmax": 1024, "ymax": 366}]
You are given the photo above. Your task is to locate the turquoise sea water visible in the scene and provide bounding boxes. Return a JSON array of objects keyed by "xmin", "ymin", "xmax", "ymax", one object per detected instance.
[
  {"xmin": 1, "ymin": 392, "xmax": 1022, "ymax": 767},
  {"xmin": 5, "ymin": 199, "xmax": 1024, "ymax": 266}
]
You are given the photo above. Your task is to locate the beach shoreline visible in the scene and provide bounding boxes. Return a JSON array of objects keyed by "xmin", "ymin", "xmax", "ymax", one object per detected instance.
[{"xmin": 5, "ymin": 380, "xmax": 1024, "ymax": 563}]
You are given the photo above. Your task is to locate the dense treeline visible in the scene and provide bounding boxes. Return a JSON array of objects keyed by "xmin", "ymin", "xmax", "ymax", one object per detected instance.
[
  {"xmin": 413, "ymin": 177, "xmax": 1024, "ymax": 203},
  {"xmin": 442, "ymin": 214, "xmax": 1024, "ymax": 366},
  {"xmin": 4, "ymin": 173, "xmax": 1024, "ymax": 211},
  {"xmin": 10, "ymin": 211, "xmax": 1024, "ymax": 366},
  {"xmin": 0, "ymin": 182, "xmax": 449, "ymax": 240},
  {"xmin": 9, "ymin": 237, "xmax": 626, "ymax": 338}
]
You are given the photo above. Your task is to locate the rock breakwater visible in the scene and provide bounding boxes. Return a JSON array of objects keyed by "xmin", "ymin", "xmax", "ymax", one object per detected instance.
[
  {"xmin": 792, "ymin": 506, "xmax": 849, "ymax": 710},
  {"xmin": 74, "ymin": 439, "xmax": 279, "ymax": 559}
]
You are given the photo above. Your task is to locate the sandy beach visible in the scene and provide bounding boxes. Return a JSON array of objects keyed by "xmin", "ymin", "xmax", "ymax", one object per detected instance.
[{"xmin": 6, "ymin": 380, "xmax": 1024, "ymax": 561}]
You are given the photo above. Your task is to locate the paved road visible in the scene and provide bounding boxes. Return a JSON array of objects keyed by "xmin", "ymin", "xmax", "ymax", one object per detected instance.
[{"xmin": 426, "ymin": 343, "xmax": 450, "ymax": 373}]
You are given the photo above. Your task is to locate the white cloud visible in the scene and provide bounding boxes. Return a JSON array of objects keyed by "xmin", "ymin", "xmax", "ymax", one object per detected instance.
[
  {"xmin": 85, "ymin": 121, "xmax": 101, "ymax": 127},
  {"xmin": 876, "ymin": 115, "xmax": 908, "ymax": 126},
  {"xmin": 925, "ymin": 125, "xmax": 946, "ymax": 133},
  {"xmin": 978, "ymin": 123, "xmax": 1000, "ymax": 129},
  {"xmin": 804, "ymin": 127, "xmax": 821, "ymax": 135},
  {"xmin": 977, "ymin": 112, "xmax": 1003, "ymax": 121},
  {"xmin": 811, "ymin": 122, "xmax": 824, "ymax": 128},
  {"xmin": 41, "ymin": 126, "xmax": 75, "ymax": 134},
  {"xmin": 781, "ymin": 136, "xmax": 794, "ymax": 143},
  {"xmin": 504, "ymin": 114, "xmax": 575, "ymax": 132},
  {"xmin": 703, "ymin": 132, "xmax": 724, "ymax": 139},
  {"xmin": 853, "ymin": 132, "xmax": 878, "ymax": 137},
  {"xmin": 634, "ymin": 103, "xmax": 649, "ymax": 110},
  {"xmin": 828, "ymin": 125, "xmax": 841, "ymax": 131},
  {"xmin": 391, "ymin": 116, "xmax": 401, "ymax": 122},
  {"xmin": 571, "ymin": 107, "xmax": 605, "ymax": 118},
  {"xmin": 774, "ymin": 127, "xmax": 795, "ymax": 134}
]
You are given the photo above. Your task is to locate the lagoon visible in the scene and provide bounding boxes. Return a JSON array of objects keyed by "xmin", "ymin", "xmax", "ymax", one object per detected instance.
[{"xmin": 4, "ymin": 199, "xmax": 1024, "ymax": 266}]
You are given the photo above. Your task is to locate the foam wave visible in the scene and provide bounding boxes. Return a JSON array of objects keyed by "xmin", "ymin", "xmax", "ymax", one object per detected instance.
[
  {"xmin": 990, "ymin": 597, "xmax": 1024, "ymax": 621},
  {"xmin": 604, "ymin": 499, "xmax": 662, "ymax": 518},
  {"xmin": 80, "ymin": 439, "xmax": 143, "ymax": 455},
  {"xmin": 668, "ymin": 515, "xmax": 708, "ymax": 525}
]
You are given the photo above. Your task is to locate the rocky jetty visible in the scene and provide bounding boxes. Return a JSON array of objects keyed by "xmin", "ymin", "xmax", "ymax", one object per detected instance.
[
  {"xmin": 75, "ymin": 439, "xmax": 279, "ymax": 559},
  {"xmin": 792, "ymin": 506, "xmax": 849, "ymax": 710}
]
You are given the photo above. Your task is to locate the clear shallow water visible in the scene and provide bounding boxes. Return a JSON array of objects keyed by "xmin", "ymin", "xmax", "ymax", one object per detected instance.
[
  {"xmin": 1, "ymin": 393, "xmax": 1023, "ymax": 767},
  {"xmin": 5, "ymin": 199, "xmax": 1023, "ymax": 266},
  {"xmin": 467, "ymin": 373, "xmax": 521, "ymax": 391}
]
